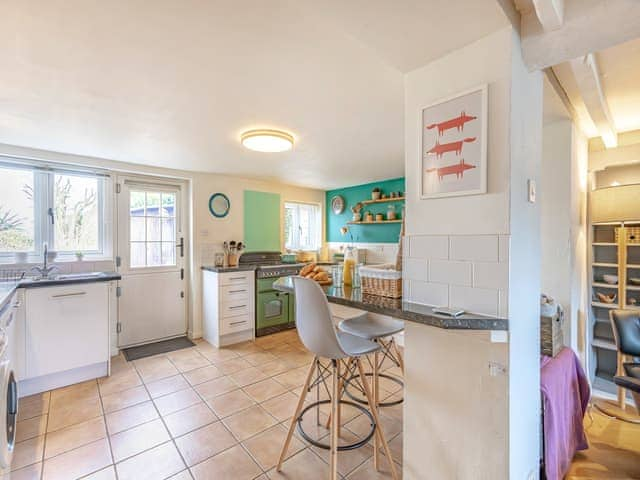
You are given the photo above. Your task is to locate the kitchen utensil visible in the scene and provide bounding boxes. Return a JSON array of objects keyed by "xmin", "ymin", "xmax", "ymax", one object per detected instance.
[
  {"xmin": 602, "ymin": 274, "xmax": 618, "ymax": 285},
  {"xmin": 596, "ymin": 292, "xmax": 617, "ymax": 304}
]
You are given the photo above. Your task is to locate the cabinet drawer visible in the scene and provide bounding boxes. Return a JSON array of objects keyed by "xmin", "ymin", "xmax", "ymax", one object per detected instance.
[
  {"xmin": 220, "ymin": 285, "xmax": 250, "ymax": 302},
  {"xmin": 221, "ymin": 300, "xmax": 250, "ymax": 318},
  {"xmin": 221, "ymin": 313, "xmax": 253, "ymax": 335},
  {"xmin": 219, "ymin": 272, "xmax": 252, "ymax": 286}
]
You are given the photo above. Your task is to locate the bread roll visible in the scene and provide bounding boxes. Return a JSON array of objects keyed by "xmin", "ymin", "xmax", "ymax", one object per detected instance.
[
  {"xmin": 315, "ymin": 271, "xmax": 328, "ymax": 282},
  {"xmin": 313, "ymin": 266, "xmax": 324, "ymax": 273},
  {"xmin": 299, "ymin": 263, "xmax": 316, "ymax": 277}
]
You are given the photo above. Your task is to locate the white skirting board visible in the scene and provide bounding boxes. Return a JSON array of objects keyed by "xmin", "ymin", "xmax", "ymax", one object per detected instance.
[
  {"xmin": 18, "ymin": 362, "xmax": 109, "ymax": 398},
  {"xmin": 206, "ymin": 329, "xmax": 253, "ymax": 348}
]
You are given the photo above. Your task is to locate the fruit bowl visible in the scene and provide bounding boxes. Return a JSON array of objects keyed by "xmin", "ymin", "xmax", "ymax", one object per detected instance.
[{"xmin": 602, "ymin": 274, "xmax": 619, "ymax": 285}]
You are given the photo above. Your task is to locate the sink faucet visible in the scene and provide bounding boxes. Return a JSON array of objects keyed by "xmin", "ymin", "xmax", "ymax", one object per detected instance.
[{"xmin": 31, "ymin": 244, "xmax": 58, "ymax": 279}]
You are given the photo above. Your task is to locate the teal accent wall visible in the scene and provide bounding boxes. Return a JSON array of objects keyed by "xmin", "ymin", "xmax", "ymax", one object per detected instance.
[
  {"xmin": 244, "ymin": 190, "xmax": 281, "ymax": 251},
  {"xmin": 326, "ymin": 178, "xmax": 405, "ymax": 243}
]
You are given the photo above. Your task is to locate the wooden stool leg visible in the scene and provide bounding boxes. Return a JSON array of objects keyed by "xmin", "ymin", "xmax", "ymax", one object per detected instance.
[
  {"xmin": 392, "ymin": 338, "xmax": 405, "ymax": 375},
  {"xmin": 276, "ymin": 357, "xmax": 317, "ymax": 471},
  {"xmin": 618, "ymin": 353, "xmax": 626, "ymax": 410},
  {"xmin": 356, "ymin": 358, "xmax": 399, "ymax": 480},
  {"xmin": 330, "ymin": 359, "xmax": 340, "ymax": 480},
  {"xmin": 373, "ymin": 350, "xmax": 380, "ymax": 469}
]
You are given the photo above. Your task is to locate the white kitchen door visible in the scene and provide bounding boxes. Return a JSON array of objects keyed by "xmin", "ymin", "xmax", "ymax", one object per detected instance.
[{"xmin": 115, "ymin": 177, "xmax": 187, "ymax": 347}]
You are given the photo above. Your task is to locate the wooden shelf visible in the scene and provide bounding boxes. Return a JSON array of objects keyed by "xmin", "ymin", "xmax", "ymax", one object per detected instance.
[
  {"xmin": 593, "ymin": 262, "xmax": 618, "ymax": 268},
  {"xmin": 593, "ymin": 242, "xmax": 617, "ymax": 246},
  {"xmin": 360, "ymin": 196, "xmax": 405, "ymax": 205},
  {"xmin": 627, "ymin": 264, "xmax": 640, "ymax": 269},
  {"xmin": 591, "ymin": 301, "xmax": 619, "ymax": 309},
  {"xmin": 626, "ymin": 284, "xmax": 640, "ymax": 291},
  {"xmin": 592, "ymin": 282, "xmax": 618, "ymax": 289},
  {"xmin": 347, "ymin": 220, "xmax": 403, "ymax": 225}
]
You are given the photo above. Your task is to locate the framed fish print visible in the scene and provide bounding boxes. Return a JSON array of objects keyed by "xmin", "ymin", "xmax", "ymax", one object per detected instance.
[{"xmin": 421, "ymin": 84, "xmax": 487, "ymax": 199}]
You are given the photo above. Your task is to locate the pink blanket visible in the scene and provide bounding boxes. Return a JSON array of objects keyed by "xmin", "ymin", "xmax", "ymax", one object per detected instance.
[{"xmin": 540, "ymin": 347, "xmax": 590, "ymax": 480}]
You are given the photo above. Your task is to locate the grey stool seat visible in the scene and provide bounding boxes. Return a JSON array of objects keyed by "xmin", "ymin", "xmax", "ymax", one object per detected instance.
[
  {"xmin": 606, "ymin": 310, "xmax": 640, "ymax": 417},
  {"xmin": 339, "ymin": 315, "xmax": 405, "ymax": 340},
  {"xmin": 337, "ymin": 331, "xmax": 381, "ymax": 356}
]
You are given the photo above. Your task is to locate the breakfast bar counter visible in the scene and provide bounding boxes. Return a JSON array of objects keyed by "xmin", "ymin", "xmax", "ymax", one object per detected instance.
[{"xmin": 272, "ymin": 276, "xmax": 508, "ymax": 331}]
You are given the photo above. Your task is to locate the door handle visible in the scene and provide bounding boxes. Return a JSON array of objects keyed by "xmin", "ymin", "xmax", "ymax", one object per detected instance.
[
  {"xmin": 51, "ymin": 292, "xmax": 87, "ymax": 299},
  {"xmin": 177, "ymin": 237, "xmax": 184, "ymax": 257},
  {"xmin": 229, "ymin": 320, "xmax": 247, "ymax": 326},
  {"xmin": 229, "ymin": 290, "xmax": 246, "ymax": 294},
  {"xmin": 229, "ymin": 305, "xmax": 246, "ymax": 310}
]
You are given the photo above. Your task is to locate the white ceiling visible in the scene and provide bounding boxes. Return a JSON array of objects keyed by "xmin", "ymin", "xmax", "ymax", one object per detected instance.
[{"xmin": 0, "ymin": 0, "xmax": 508, "ymax": 190}]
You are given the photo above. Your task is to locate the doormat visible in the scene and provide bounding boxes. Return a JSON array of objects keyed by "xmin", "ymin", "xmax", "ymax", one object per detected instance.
[{"xmin": 122, "ymin": 336, "xmax": 196, "ymax": 362}]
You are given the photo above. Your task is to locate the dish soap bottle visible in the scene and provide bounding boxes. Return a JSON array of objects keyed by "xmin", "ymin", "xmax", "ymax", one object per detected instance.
[{"xmin": 343, "ymin": 246, "xmax": 356, "ymax": 286}]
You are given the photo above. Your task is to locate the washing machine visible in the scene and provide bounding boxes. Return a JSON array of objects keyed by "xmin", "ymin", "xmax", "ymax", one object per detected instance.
[{"xmin": 0, "ymin": 304, "xmax": 18, "ymax": 470}]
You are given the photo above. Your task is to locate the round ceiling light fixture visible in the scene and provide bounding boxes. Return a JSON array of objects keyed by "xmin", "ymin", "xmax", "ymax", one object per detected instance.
[{"xmin": 240, "ymin": 129, "xmax": 294, "ymax": 152}]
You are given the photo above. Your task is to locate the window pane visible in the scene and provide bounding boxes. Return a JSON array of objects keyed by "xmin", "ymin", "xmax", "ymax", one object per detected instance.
[
  {"xmin": 130, "ymin": 191, "xmax": 145, "ymax": 216},
  {"xmin": 130, "ymin": 242, "xmax": 146, "ymax": 267},
  {"xmin": 161, "ymin": 193, "xmax": 175, "ymax": 217},
  {"xmin": 0, "ymin": 167, "xmax": 35, "ymax": 253},
  {"xmin": 161, "ymin": 218, "xmax": 175, "ymax": 242},
  {"xmin": 146, "ymin": 217, "xmax": 161, "ymax": 242},
  {"xmin": 147, "ymin": 242, "xmax": 162, "ymax": 266},
  {"xmin": 283, "ymin": 202, "xmax": 319, "ymax": 251},
  {"xmin": 53, "ymin": 174, "xmax": 99, "ymax": 252},
  {"xmin": 130, "ymin": 217, "xmax": 145, "ymax": 242},
  {"xmin": 161, "ymin": 242, "xmax": 175, "ymax": 266},
  {"xmin": 146, "ymin": 192, "xmax": 161, "ymax": 215}
]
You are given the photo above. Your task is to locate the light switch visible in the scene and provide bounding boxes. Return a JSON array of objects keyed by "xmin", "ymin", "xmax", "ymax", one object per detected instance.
[{"xmin": 527, "ymin": 179, "xmax": 536, "ymax": 203}]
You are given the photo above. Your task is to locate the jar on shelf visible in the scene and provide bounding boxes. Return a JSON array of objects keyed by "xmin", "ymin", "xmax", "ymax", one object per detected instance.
[
  {"xmin": 387, "ymin": 205, "xmax": 396, "ymax": 220},
  {"xmin": 343, "ymin": 246, "xmax": 357, "ymax": 286}
]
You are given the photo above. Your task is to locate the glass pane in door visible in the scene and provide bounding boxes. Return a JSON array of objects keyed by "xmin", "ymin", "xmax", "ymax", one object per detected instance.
[{"xmin": 129, "ymin": 190, "xmax": 177, "ymax": 268}]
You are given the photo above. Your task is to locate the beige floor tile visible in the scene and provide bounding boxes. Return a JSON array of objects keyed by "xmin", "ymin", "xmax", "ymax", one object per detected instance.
[
  {"xmin": 145, "ymin": 374, "xmax": 190, "ymax": 399},
  {"xmin": 105, "ymin": 401, "xmax": 159, "ymax": 435},
  {"xmin": 242, "ymin": 424, "xmax": 305, "ymax": 471},
  {"xmin": 345, "ymin": 410, "xmax": 401, "ymax": 443},
  {"xmin": 116, "ymin": 441, "xmax": 185, "ymax": 480},
  {"xmin": 153, "ymin": 388, "xmax": 201, "ymax": 416},
  {"xmin": 267, "ymin": 448, "xmax": 330, "ymax": 480},
  {"xmin": 254, "ymin": 333, "xmax": 288, "ymax": 349},
  {"xmin": 44, "ymin": 416, "xmax": 106, "ymax": 459},
  {"xmin": 16, "ymin": 415, "xmax": 47, "ymax": 443},
  {"xmin": 46, "ymin": 396, "xmax": 102, "ymax": 433},
  {"xmin": 260, "ymin": 391, "xmax": 299, "ymax": 422},
  {"xmin": 164, "ymin": 403, "xmax": 218, "ymax": 438},
  {"xmin": 17, "ymin": 393, "xmax": 50, "ymax": 422},
  {"xmin": 243, "ymin": 378, "xmax": 287, "ymax": 403},
  {"xmin": 101, "ymin": 385, "xmax": 150, "ymax": 414},
  {"xmin": 216, "ymin": 357, "xmax": 253, "ymax": 375},
  {"xmin": 110, "ymin": 354, "xmax": 134, "ymax": 375},
  {"xmin": 256, "ymin": 360, "xmax": 293, "ymax": 377},
  {"xmin": 272, "ymin": 365, "xmax": 312, "ymax": 390},
  {"xmin": 193, "ymin": 376, "xmax": 238, "ymax": 399},
  {"xmin": 312, "ymin": 429, "xmax": 374, "ymax": 477},
  {"xmin": 388, "ymin": 432, "xmax": 403, "ymax": 465},
  {"xmin": 243, "ymin": 351, "xmax": 279, "ymax": 366},
  {"xmin": 50, "ymin": 380, "xmax": 99, "ymax": 408},
  {"xmin": 345, "ymin": 455, "xmax": 401, "ymax": 479},
  {"xmin": 190, "ymin": 444, "xmax": 261, "ymax": 480},
  {"xmin": 167, "ymin": 471, "xmax": 193, "ymax": 480},
  {"xmin": 196, "ymin": 345, "xmax": 239, "ymax": 364},
  {"xmin": 206, "ymin": 390, "xmax": 256, "ymax": 418},
  {"xmin": 97, "ymin": 369, "xmax": 142, "ymax": 397},
  {"xmin": 41, "ymin": 438, "xmax": 112, "ymax": 480},
  {"xmin": 279, "ymin": 351, "xmax": 314, "ymax": 368},
  {"xmin": 183, "ymin": 365, "xmax": 223, "ymax": 386},
  {"xmin": 134, "ymin": 356, "xmax": 179, "ymax": 383},
  {"xmin": 1, "ymin": 462, "xmax": 41, "ymax": 480},
  {"xmin": 174, "ymin": 422, "xmax": 237, "ymax": 466},
  {"xmin": 83, "ymin": 465, "xmax": 117, "ymax": 479},
  {"xmin": 167, "ymin": 349, "xmax": 210, "ymax": 372},
  {"xmin": 228, "ymin": 366, "xmax": 269, "ymax": 388},
  {"xmin": 223, "ymin": 405, "xmax": 277, "ymax": 442},
  {"xmin": 109, "ymin": 418, "xmax": 170, "ymax": 462},
  {"xmin": 225, "ymin": 341, "xmax": 265, "ymax": 357},
  {"xmin": 11, "ymin": 436, "xmax": 45, "ymax": 471}
]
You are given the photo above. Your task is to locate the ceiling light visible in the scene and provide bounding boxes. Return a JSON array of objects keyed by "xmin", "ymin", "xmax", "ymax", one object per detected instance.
[
  {"xmin": 241, "ymin": 129, "xmax": 293, "ymax": 152},
  {"xmin": 601, "ymin": 131, "xmax": 618, "ymax": 149}
]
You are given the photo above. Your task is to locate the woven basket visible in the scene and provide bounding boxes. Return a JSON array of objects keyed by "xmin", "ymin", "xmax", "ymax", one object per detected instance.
[
  {"xmin": 615, "ymin": 227, "xmax": 640, "ymax": 244},
  {"xmin": 540, "ymin": 314, "xmax": 563, "ymax": 357},
  {"xmin": 360, "ymin": 264, "xmax": 402, "ymax": 298}
]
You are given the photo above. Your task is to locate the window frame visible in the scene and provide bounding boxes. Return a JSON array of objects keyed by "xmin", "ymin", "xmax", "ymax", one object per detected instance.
[
  {"xmin": 283, "ymin": 200, "xmax": 322, "ymax": 252},
  {"xmin": 0, "ymin": 158, "xmax": 110, "ymax": 262}
]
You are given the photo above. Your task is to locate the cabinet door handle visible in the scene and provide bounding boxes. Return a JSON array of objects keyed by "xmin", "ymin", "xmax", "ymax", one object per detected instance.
[
  {"xmin": 229, "ymin": 320, "xmax": 247, "ymax": 326},
  {"xmin": 229, "ymin": 305, "xmax": 246, "ymax": 310},
  {"xmin": 51, "ymin": 292, "xmax": 87, "ymax": 299},
  {"xmin": 229, "ymin": 277, "xmax": 245, "ymax": 281},
  {"xmin": 12, "ymin": 302, "xmax": 22, "ymax": 309},
  {"xmin": 229, "ymin": 290, "xmax": 246, "ymax": 294}
]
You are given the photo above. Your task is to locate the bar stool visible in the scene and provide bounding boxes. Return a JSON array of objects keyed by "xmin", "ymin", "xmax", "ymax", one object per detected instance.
[{"xmin": 276, "ymin": 277, "xmax": 399, "ymax": 480}]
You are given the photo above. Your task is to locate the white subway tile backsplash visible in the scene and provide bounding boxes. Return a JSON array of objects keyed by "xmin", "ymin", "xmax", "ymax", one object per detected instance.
[
  {"xmin": 498, "ymin": 235, "xmax": 510, "ymax": 263},
  {"xmin": 429, "ymin": 260, "xmax": 471, "ymax": 286},
  {"xmin": 408, "ymin": 235, "xmax": 449, "ymax": 259},
  {"xmin": 450, "ymin": 285, "xmax": 499, "ymax": 317},
  {"xmin": 450, "ymin": 235, "xmax": 499, "ymax": 262},
  {"xmin": 404, "ymin": 258, "xmax": 428, "ymax": 282},
  {"xmin": 409, "ymin": 280, "xmax": 449, "ymax": 307},
  {"xmin": 473, "ymin": 262, "xmax": 508, "ymax": 290}
]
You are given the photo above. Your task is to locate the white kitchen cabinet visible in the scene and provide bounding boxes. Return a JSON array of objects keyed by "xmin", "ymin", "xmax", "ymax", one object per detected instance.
[
  {"xmin": 203, "ymin": 270, "xmax": 255, "ymax": 347},
  {"xmin": 5, "ymin": 289, "xmax": 26, "ymax": 381},
  {"xmin": 23, "ymin": 283, "xmax": 110, "ymax": 391}
]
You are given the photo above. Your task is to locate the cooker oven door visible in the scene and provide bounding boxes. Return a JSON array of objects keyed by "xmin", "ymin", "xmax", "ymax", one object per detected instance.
[
  {"xmin": 256, "ymin": 290, "xmax": 290, "ymax": 332},
  {"xmin": 0, "ymin": 365, "xmax": 17, "ymax": 469}
]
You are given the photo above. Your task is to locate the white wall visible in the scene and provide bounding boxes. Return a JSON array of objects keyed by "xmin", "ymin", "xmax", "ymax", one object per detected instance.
[{"xmin": 403, "ymin": 27, "xmax": 543, "ymax": 479}]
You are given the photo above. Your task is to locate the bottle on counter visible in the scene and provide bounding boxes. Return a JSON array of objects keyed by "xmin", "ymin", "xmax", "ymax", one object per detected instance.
[{"xmin": 343, "ymin": 246, "xmax": 356, "ymax": 286}]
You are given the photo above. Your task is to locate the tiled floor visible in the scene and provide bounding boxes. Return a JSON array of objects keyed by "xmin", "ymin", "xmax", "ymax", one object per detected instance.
[{"xmin": 5, "ymin": 330, "xmax": 403, "ymax": 480}]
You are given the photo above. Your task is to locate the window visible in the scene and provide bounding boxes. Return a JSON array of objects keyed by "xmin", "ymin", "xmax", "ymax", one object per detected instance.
[
  {"xmin": 129, "ymin": 189, "xmax": 177, "ymax": 268},
  {"xmin": 0, "ymin": 161, "xmax": 107, "ymax": 259},
  {"xmin": 284, "ymin": 202, "xmax": 321, "ymax": 251}
]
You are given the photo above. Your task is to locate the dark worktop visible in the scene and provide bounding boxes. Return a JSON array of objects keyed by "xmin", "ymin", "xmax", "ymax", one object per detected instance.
[
  {"xmin": 272, "ymin": 276, "xmax": 508, "ymax": 331},
  {"xmin": 201, "ymin": 265, "xmax": 258, "ymax": 273},
  {"xmin": 0, "ymin": 272, "xmax": 121, "ymax": 313}
]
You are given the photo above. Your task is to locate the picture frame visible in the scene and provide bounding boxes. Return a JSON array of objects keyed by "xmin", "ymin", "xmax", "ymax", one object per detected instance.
[{"xmin": 420, "ymin": 84, "xmax": 488, "ymax": 199}]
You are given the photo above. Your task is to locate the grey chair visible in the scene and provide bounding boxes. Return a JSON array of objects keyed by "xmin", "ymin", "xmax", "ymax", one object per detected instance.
[
  {"xmin": 610, "ymin": 310, "xmax": 640, "ymax": 414},
  {"xmin": 276, "ymin": 277, "xmax": 399, "ymax": 480}
]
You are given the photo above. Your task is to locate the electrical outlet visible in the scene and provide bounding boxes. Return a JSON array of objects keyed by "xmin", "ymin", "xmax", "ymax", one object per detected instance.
[{"xmin": 488, "ymin": 361, "xmax": 507, "ymax": 377}]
